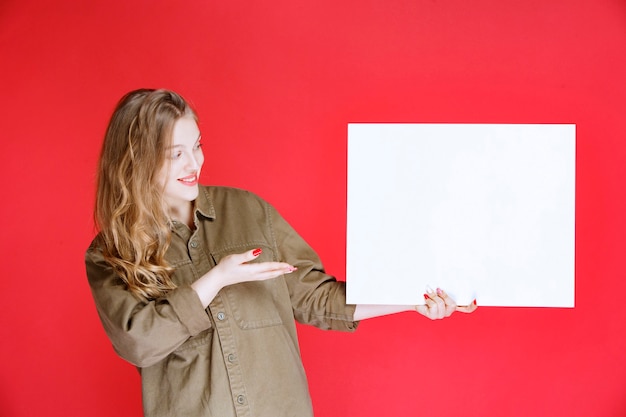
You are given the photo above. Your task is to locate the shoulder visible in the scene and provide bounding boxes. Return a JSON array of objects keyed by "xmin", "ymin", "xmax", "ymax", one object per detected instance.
[
  {"xmin": 86, "ymin": 233, "xmax": 105, "ymax": 254},
  {"xmin": 199, "ymin": 184, "xmax": 263, "ymax": 199},
  {"xmin": 197, "ymin": 185, "xmax": 282, "ymax": 227},
  {"xmin": 199, "ymin": 185, "xmax": 271, "ymax": 208},
  {"xmin": 85, "ymin": 234, "xmax": 107, "ymax": 264},
  {"xmin": 84, "ymin": 235, "xmax": 112, "ymax": 280}
]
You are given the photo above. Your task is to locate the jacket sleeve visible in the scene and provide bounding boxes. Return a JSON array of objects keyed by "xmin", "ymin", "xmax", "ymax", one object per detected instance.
[
  {"xmin": 266, "ymin": 202, "xmax": 359, "ymax": 332},
  {"xmin": 85, "ymin": 245, "xmax": 213, "ymax": 367}
]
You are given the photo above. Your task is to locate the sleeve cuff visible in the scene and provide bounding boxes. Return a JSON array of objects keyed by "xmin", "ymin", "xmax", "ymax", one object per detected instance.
[{"xmin": 168, "ymin": 285, "xmax": 213, "ymax": 336}]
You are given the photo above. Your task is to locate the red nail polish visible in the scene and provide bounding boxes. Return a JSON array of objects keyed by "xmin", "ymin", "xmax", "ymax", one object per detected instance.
[
  {"xmin": 423, "ymin": 293, "xmax": 430, "ymax": 300},
  {"xmin": 252, "ymin": 248, "xmax": 262, "ymax": 257},
  {"xmin": 473, "ymin": 299, "xmax": 477, "ymax": 305}
]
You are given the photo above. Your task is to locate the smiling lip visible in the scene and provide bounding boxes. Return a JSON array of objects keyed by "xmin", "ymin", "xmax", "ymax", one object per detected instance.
[{"xmin": 178, "ymin": 174, "xmax": 198, "ymax": 186}]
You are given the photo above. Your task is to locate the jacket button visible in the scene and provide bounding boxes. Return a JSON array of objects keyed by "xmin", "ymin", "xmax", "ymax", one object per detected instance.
[
  {"xmin": 227, "ymin": 353, "xmax": 236, "ymax": 363},
  {"xmin": 190, "ymin": 241, "xmax": 198, "ymax": 248},
  {"xmin": 216, "ymin": 312, "xmax": 226, "ymax": 321},
  {"xmin": 237, "ymin": 395, "xmax": 245, "ymax": 405}
]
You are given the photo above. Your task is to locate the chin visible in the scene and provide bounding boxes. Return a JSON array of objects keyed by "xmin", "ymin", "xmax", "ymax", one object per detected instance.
[
  {"xmin": 165, "ymin": 187, "xmax": 199, "ymax": 207},
  {"xmin": 185, "ymin": 187, "xmax": 200, "ymax": 201}
]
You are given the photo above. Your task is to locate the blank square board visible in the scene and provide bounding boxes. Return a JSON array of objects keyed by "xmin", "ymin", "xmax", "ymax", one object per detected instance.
[{"xmin": 346, "ymin": 123, "xmax": 576, "ymax": 307}]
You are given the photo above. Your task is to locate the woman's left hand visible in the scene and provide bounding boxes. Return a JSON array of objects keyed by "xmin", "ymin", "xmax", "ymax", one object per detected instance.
[{"xmin": 415, "ymin": 288, "xmax": 477, "ymax": 320}]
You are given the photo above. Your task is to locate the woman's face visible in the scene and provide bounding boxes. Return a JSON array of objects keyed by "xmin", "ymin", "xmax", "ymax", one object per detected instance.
[{"xmin": 157, "ymin": 115, "xmax": 204, "ymax": 217}]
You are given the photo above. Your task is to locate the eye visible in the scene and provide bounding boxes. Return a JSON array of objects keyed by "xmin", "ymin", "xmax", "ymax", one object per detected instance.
[
  {"xmin": 171, "ymin": 150, "xmax": 183, "ymax": 160},
  {"xmin": 194, "ymin": 141, "xmax": 203, "ymax": 151}
]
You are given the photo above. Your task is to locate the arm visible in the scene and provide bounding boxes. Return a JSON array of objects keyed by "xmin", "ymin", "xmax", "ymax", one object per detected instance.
[
  {"xmin": 264, "ymin": 199, "xmax": 477, "ymax": 327},
  {"xmin": 191, "ymin": 248, "xmax": 296, "ymax": 308},
  {"xmin": 267, "ymin": 203, "xmax": 358, "ymax": 331},
  {"xmin": 86, "ymin": 245, "xmax": 294, "ymax": 367},
  {"xmin": 355, "ymin": 288, "xmax": 478, "ymax": 321},
  {"xmin": 353, "ymin": 304, "xmax": 416, "ymax": 321},
  {"xmin": 86, "ymin": 247, "xmax": 212, "ymax": 367}
]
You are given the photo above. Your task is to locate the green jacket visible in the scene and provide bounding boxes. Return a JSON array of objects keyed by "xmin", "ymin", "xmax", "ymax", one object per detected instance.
[{"xmin": 86, "ymin": 185, "xmax": 358, "ymax": 417}]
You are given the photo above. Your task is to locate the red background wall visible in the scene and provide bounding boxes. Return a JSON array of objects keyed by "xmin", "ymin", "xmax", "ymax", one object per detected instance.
[{"xmin": 1, "ymin": 1, "xmax": 625, "ymax": 416}]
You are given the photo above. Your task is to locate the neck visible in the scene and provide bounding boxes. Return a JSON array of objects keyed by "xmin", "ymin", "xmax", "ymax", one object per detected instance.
[{"xmin": 168, "ymin": 201, "xmax": 195, "ymax": 229}]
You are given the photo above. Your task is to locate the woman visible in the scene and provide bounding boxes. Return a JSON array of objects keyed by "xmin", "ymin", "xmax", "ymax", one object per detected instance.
[{"xmin": 86, "ymin": 89, "xmax": 476, "ymax": 417}]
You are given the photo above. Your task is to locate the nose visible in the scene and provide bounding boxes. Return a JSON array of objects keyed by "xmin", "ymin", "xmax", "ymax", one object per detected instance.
[{"xmin": 185, "ymin": 150, "xmax": 201, "ymax": 171}]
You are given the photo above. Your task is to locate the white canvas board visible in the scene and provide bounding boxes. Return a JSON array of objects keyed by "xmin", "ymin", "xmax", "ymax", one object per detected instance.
[{"xmin": 346, "ymin": 123, "xmax": 576, "ymax": 307}]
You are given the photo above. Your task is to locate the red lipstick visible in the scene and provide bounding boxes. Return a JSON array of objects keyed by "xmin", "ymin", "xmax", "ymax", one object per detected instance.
[{"xmin": 177, "ymin": 174, "xmax": 198, "ymax": 186}]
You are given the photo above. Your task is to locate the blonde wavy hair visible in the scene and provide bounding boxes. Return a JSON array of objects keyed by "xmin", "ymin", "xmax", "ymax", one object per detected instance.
[{"xmin": 94, "ymin": 89, "xmax": 197, "ymax": 299}]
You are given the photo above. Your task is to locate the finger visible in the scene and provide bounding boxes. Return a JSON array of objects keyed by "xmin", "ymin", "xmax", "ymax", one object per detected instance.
[
  {"xmin": 456, "ymin": 300, "xmax": 478, "ymax": 313},
  {"xmin": 417, "ymin": 298, "xmax": 438, "ymax": 320},
  {"xmin": 415, "ymin": 304, "xmax": 430, "ymax": 318},
  {"xmin": 436, "ymin": 288, "xmax": 456, "ymax": 308},
  {"xmin": 253, "ymin": 268, "xmax": 293, "ymax": 281},
  {"xmin": 246, "ymin": 261, "xmax": 297, "ymax": 275},
  {"xmin": 223, "ymin": 248, "xmax": 264, "ymax": 266},
  {"xmin": 436, "ymin": 288, "xmax": 457, "ymax": 317},
  {"xmin": 241, "ymin": 263, "xmax": 297, "ymax": 283},
  {"xmin": 429, "ymin": 292, "xmax": 447, "ymax": 319},
  {"xmin": 245, "ymin": 247, "xmax": 263, "ymax": 262},
  {"xmin": 421, "ymin": 293, "xmax": 441, "ymax": 320}
]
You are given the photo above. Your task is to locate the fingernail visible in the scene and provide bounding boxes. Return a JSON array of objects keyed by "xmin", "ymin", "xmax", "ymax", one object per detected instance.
[
  {"xmin": 423, "ymin": 293, "xmax": 430, "ymax": 300},
  {"xmin": 436, "ymin": 288, "xmax": 443, "ymax": 295},
  {"xmin": 473, "ymin": 299, "xmax": 477, "ymax": 305},
  {"xmin": 252, "ymin": 248, "xmax": 262, "ymax": 257},
  {"xmin": 287, "ymin": 266, "xmax": 298, "ymax": 273}
]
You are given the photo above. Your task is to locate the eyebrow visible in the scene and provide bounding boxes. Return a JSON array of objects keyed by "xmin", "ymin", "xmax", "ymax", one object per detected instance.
[{"xmin": 166, "ymin": 134, "xmax": 202, "ymax": 149}]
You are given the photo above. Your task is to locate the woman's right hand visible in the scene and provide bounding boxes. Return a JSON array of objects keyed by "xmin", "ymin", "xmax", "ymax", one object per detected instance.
[
  {"xmin": 211, "ymin": 248, "xmax": 296, "ymax": 287},
  {"xmin": 191, "ymin": 248, "xmax": 296, "ymax": 308}
]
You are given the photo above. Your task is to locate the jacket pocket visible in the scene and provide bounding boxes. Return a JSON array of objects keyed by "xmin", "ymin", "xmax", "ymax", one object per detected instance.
[{"xmin": 212, "ymin": 245, "xmax": 284, "ymax": 330}]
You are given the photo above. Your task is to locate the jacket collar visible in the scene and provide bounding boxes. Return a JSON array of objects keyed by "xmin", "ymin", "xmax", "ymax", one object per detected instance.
[{"xmin": 195, "ymin": 186, "xmax": 216, "ymax": 220}]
